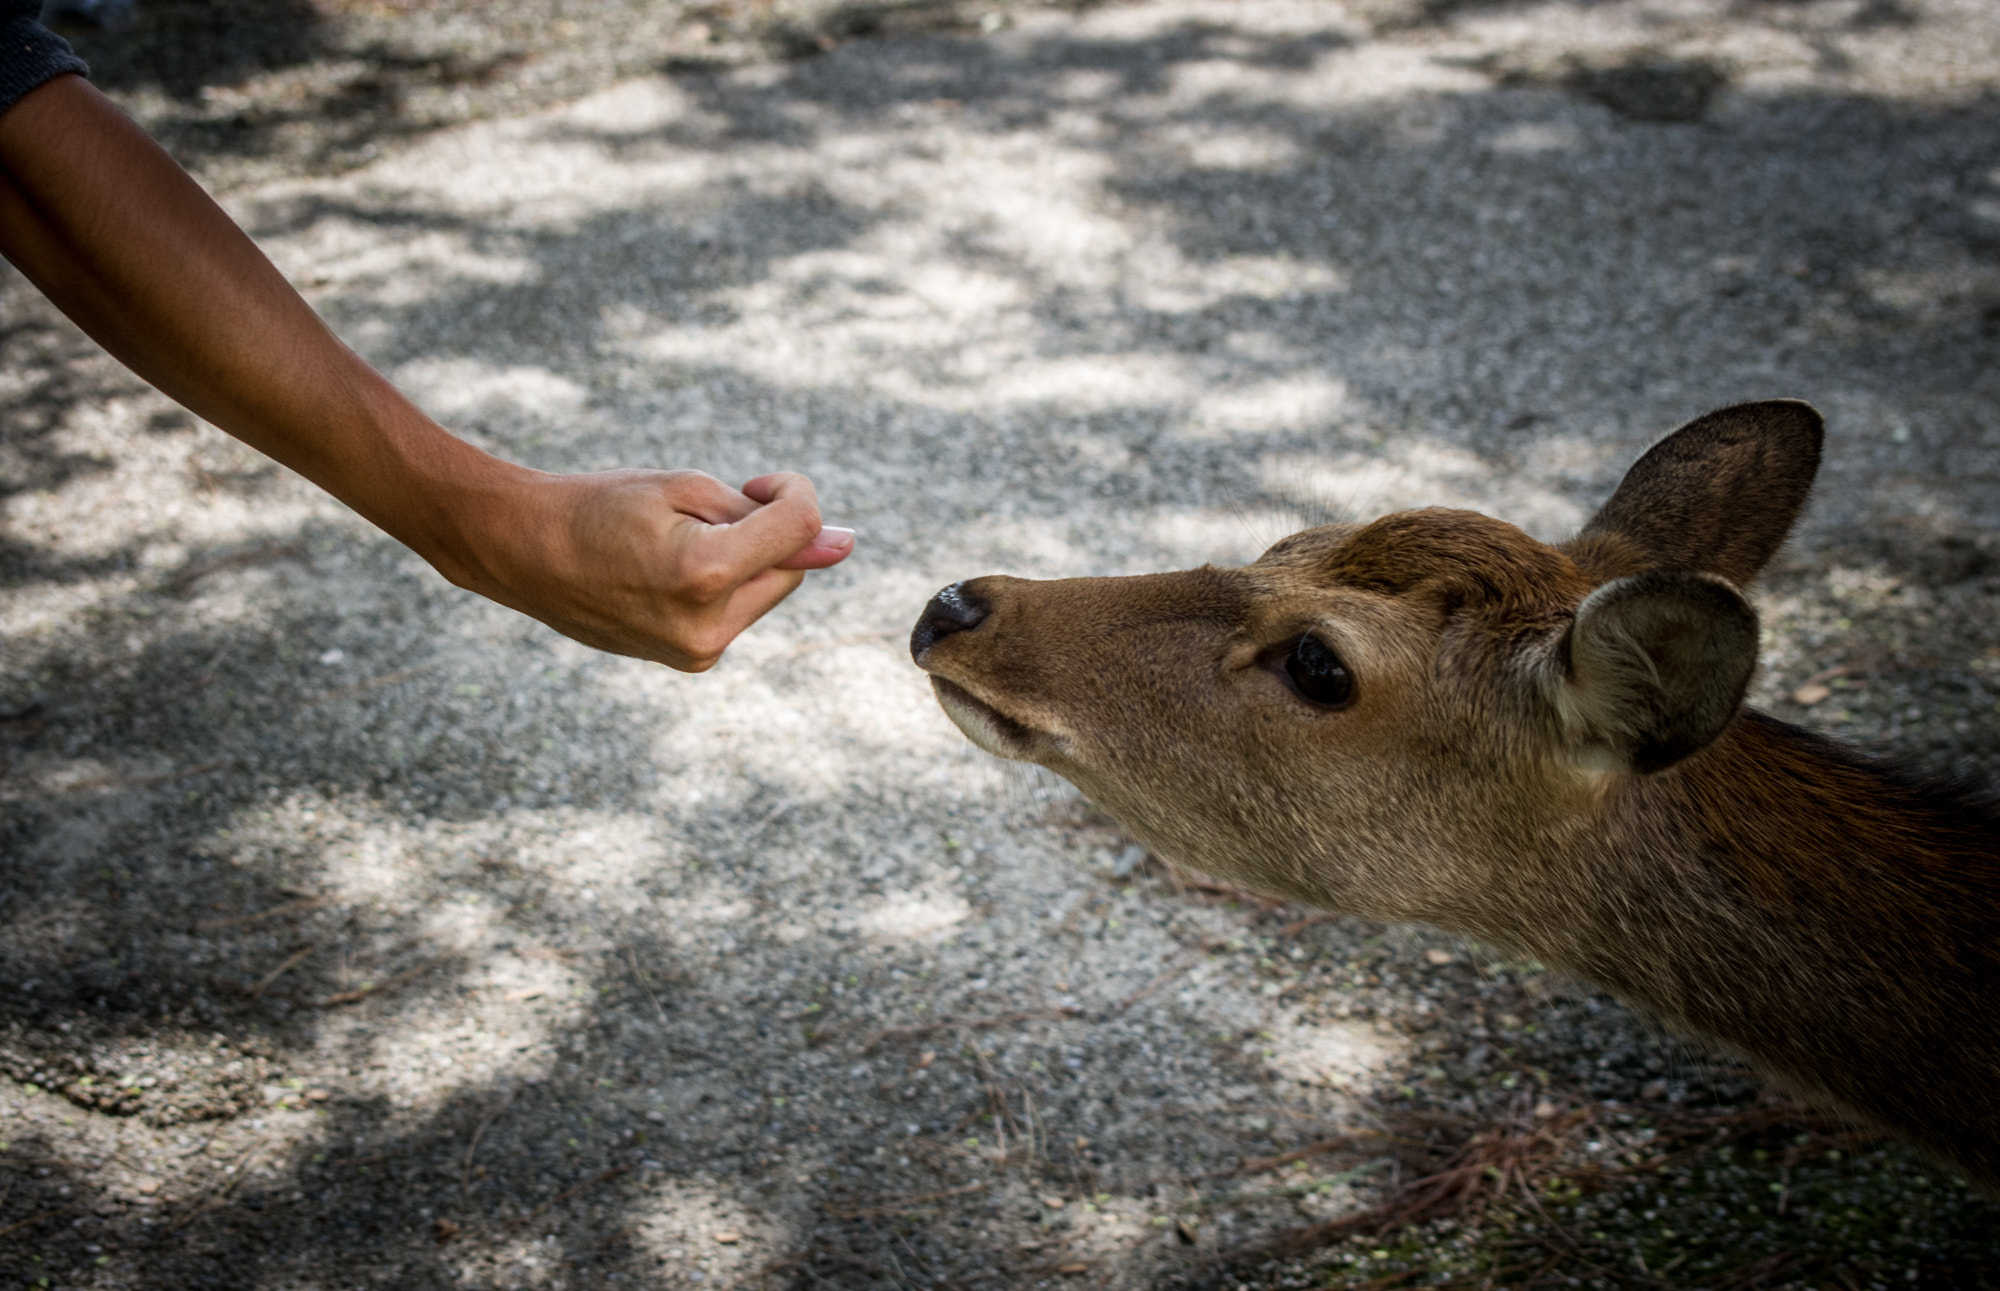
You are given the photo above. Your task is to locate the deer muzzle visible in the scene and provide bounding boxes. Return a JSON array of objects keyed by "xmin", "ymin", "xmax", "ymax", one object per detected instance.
[{"xmin": 912, "ymin": 583, "xmax": 1056, "ymax": 763}]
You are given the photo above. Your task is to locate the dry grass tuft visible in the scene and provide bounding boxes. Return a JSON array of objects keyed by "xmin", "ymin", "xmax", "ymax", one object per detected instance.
[{"xmin": 1266, "ymin": 1092, "xmax": 1884, "ymax": 1258}]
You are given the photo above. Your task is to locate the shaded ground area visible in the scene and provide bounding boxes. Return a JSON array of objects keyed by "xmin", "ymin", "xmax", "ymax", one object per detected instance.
[{"xmin": 4, "ymin": 0, "xmax": 2000, "ymax": 1287}]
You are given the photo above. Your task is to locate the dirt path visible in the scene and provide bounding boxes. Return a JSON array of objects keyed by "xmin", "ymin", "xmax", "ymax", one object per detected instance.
[{"xmin": 4, "ymin": 1, "xmax": 1999, "ymax": 1287}]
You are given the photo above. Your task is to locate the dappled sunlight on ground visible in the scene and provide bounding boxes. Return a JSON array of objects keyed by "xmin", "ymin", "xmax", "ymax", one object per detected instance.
[{"xmin": 5, "ymin": 0, "xmax": 2000, "ymax": 1285}]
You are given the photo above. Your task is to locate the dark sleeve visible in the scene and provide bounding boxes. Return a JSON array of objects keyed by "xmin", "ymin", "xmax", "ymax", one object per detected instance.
[{"xmin": 0, "ymin": 1, "xmax": 89, "ymax": 120}]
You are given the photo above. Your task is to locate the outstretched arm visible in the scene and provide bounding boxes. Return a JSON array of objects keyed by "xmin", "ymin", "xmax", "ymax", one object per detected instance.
[{"xmin": 0, "ymin": 72, "xmax": 852, "ymax": 671}]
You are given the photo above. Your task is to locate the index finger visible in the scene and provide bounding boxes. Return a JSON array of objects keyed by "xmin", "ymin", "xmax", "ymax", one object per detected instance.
[{"xmin": 679, "ymin": 473, "xmax": 825, "ymax": 592}]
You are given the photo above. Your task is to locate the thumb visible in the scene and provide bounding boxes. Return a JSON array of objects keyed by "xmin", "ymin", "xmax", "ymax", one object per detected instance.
[{"xmin": 777, "ymin": 525, "xmax": 855, "ymax": 570}]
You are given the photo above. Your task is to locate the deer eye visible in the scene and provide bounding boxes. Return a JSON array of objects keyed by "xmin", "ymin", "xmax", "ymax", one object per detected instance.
[{"xmin": 1283, "ymin": 634, "xmax": 1353, "ymax": 708}]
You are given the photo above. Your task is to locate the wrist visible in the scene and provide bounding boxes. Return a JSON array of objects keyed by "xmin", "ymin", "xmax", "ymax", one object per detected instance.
[
  {"xmin": 318, "ymin": 380, "xmax": 546, "ymax": 597},
  {"xmin": 400, "ymin": 440, "xmax": 549, "ymax": 600}
]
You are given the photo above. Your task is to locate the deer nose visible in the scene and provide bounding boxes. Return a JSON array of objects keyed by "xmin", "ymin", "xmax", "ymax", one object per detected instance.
[{"xmin": 911, "ymin": 582, "xmax": 991, "ymax": 662}]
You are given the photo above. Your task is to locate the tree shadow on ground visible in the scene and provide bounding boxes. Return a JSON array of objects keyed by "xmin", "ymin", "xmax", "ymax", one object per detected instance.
[
  {"xmin": 44, "ymin": 0, "xmax": 326, "ymax": 102},
  {"xmin": 6, "ymin": 6, "xmax": 2000, "ymax": 1288}
]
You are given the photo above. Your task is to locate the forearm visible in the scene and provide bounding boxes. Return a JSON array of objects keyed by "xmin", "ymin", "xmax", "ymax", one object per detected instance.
[
  {"xmin": 0, "ymin": 71, "xmax": 849, "ymax": 670},
  {"xmin": 0, "ymin": 73, "xmax": 509, "ymax": 581}
]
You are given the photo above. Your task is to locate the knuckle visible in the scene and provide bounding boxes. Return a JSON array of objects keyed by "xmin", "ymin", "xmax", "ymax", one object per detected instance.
[
  {"xmin": 680, "ymin": 628, "xmax": 732, "ymax": 669},
  {"xmin": 681, "ymin": 561, "xmax": 735, "ymax": 601},
  {"xmin": 792, "ymin": 508, "xmax": 823, "ymax": 545}
]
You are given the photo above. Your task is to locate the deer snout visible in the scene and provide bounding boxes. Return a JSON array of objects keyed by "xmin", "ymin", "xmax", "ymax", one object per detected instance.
[{"xmin": 910, "ymin": 581, "xmax": 992, "ymax": 662}]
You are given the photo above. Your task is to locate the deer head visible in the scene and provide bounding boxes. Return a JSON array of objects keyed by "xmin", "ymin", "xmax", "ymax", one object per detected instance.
[{"xmin": 910, "ymin": 401, "xmax": 1824, "ymax": 931}]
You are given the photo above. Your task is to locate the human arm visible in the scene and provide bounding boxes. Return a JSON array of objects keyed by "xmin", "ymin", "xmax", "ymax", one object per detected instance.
[{"xmin": 0, "ymin": 72, "xmax": 851, "ymax": 671}]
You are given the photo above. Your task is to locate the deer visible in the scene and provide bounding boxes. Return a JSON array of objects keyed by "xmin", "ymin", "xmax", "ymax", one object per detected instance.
[{"xmin": 909, "ymin": 400, "xmax": 2000, "ymax": 1191}]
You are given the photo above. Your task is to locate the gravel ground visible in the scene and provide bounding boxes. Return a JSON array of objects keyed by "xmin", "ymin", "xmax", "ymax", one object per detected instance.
[{"xmin": 4, "ymin": 0, "xmax": 2000, "ymax": 1287}]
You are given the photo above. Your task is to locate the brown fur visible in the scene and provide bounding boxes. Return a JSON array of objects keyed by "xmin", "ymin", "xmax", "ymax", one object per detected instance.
[{"xmin": 911, "ymin": 400, "xmax": 2000, "ymax": 1190}]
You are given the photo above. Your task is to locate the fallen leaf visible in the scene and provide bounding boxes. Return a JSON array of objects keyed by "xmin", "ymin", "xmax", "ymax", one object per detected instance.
[
  {"xmin": 1793, "ymin": 683, "xmax": 1832, "ymax": 706},
  {"xmin": 1424, "ymin": 949, "xmax": 1454, "ymax": 965},
  {"xmin": 1041, "ymin": 1194, "xmax": 1066, "ymax": 1208},
  {"xmin": 714, "ymin": 1230, "xmax": 740, "ymax": 1244}
]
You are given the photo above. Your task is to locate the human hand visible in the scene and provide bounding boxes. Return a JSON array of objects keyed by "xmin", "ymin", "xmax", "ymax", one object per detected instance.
[
  {"xmin": 446, "ymin": 466, "xmax": 854, "ymax": 672},
  {"xmin": 0, "ymin": 74, "xmax": 849, "ymax": 672}
]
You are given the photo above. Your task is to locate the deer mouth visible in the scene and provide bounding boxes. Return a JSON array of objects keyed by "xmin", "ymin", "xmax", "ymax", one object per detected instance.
[{"xmin": 927, "ymin": 677, "xmax": 1043, "ymax": 760}]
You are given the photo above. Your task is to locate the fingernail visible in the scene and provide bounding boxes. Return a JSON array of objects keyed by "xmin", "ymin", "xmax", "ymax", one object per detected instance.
[{"xmin": 814, "ymin": 525, "xmax": 856, "ymax": 549}]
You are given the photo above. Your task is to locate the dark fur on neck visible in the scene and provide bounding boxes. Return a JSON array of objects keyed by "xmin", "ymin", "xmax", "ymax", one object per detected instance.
[{"xmin": 1546, "ymin": 710, "xmax": 2000, "ymax": 1189}]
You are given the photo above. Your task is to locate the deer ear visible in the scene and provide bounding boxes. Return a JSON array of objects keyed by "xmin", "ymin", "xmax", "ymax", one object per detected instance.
[
  {"xmin": 1565, "ymin": 400, "xmax": 1823, "ymax": 586},
  {"xmin": 1550, "ymin": 571, "xmax": 1758, "ymax": 775}
]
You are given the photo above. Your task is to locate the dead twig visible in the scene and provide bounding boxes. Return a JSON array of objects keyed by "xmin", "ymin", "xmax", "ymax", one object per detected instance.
[
  {"xmin": 1177, "ymin": 876, "xmax": 1284, "ymax": 911},
  {"xmin": 623, "ymin": 945, "xmax": 668, "ymax": 1024},
  {"xmin": 461, "ymin": 1087, "xmax": 519, "ymax": 1200},
  {"xmin": 518, "ymin": 1163, "xmax": 633, "ymax": 1226},
  {"xmin": 1268, "ymin": 1094, "xmax": 1603, "ymax": 1254},
  {"xmin": 1180, "ymin": 1159, "xmax": 1389, "ymax": 1213},
  {"xmin": 1270, "ymin": 910, "xmax": 1334, "ymax": 939},
  {"xmin": 1116, "ymin": 888, "xmax": 1327, "ymax": 1016},
  {"xmin": 303, "ymin": 663, "xmax": 435, "ymax": 709},
  {"xmin": 38, "ymin": 760, "xmax": 227, "ymax": 798},
  {"xmin": 335, "ymin": 1125, "xmax": 453, "ymax": 1168},
  {"xmin": 736, "ymin": 800, "xmax": 795, "ymax": 848},
  {"xmin": 860, "ymin": 1007, "xmax": 1082, "ymax": 1054},
  {"xmin": 824, "ymin": 1180, "xmax": 986, "ymax": 1219},
  {"xmin": 156, "ymin": 649, "xmax": 231, "ymax": 703},
  {"xmin": 317, "ymin": 954, "xmax": 453, "ymax": 1007},
  {"xmin": 1238, "ymin": 1132, "xmax": 1388, "ymax": 1175},
  {"xmin": 0, "ymin": 1206, "xmax": 73, "ymax": 1240},
  {"xmin": 168, "ymin": 1134, "xmax": 279, "ymax": 1231},
  {"xmin": 1346, "ymin": 1271, "xmax": 1424, "ymax": 1291},
  {"xmin": 1111, "ymin": 939, "xmax": 1223, "ymax": 1012},
  {"xmin": 247, "ymin": 942, "xmax": 321, "ymax": 999},
  {"xmin": 734, "ymin": 1252, "xmax": 807, "ymax": 1287},
  {"xmin": 969, "ymin": 1045, "xmax": 1021, "ymax": 1165},
  {"xmin": 164, "ymin": 541, "xmax": 305, "ymax": 593},
  {"xmin": 197, "ymin": 896, "xmax": 326, "ymax": 931}
]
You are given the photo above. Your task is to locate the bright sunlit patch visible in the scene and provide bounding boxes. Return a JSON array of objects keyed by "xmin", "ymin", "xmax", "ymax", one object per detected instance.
[
  {"xmin": 1486, "ymin": 121, "xmax": 1584, "ymax": 154},
  {"xmin": 1259, "ymin": 440, "xmax": 1588, "ymax": 539},
  {"xmin": 856, "ymin": 891, "xmax": 972, "ymax": 942},
  {"xmin": 1169, "ymin": 121, "xmax": 1307, "ymax": 170},
  {"xmin": 1190, "ymin": 374, "xmax": 1350, "ymax": 436},
  {"xmin": 394, "ymin": 358, "xmax": 591, "ymax": 423},
  {"xmin": 983, "ymin": 354, "xmax": 1198, "ymax": 409},
  {"xmin": 261, "ymin": 215, "xmax": 540, "ymax": 305},
  {"xmin": 1264, "ymin": 1015, "xmax": 1406, "ymax": 1092},
  {"xmin": 0, "ymin": 398, "xmax": 331, "ymax": 562},
  {"xmin": 559, "ymin": 76, "xmax": 699, "ymax": 134},
  {"xmin": 630, "ymin": 1176, "xmax": 791, "ymax": 1282}
]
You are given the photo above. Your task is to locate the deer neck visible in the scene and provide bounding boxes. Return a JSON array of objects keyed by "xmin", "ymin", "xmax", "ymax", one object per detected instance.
[{"xmin": 1464, "ymin": 710, "xmax": 2000, "ymax": 1118}]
